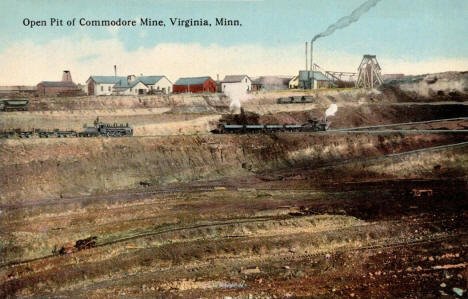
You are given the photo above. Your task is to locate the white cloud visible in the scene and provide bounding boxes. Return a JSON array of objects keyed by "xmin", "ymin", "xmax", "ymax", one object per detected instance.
[{"xmin": 0, "ymin": 35, "xmax": 467, "ymax": 85}]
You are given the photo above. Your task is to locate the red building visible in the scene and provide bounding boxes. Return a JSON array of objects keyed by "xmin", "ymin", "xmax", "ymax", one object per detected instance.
[
  {"xmin": 173, "ymin": 76, "xmax": 216, "ymax": 93},
  {"xmin": 36, "ymin": 70, "xmax": 82, "ymax": 97}
]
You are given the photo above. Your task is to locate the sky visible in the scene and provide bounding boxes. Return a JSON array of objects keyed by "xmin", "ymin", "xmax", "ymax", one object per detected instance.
[{"xmin": 0, "ymin": 0, "xmax": 467, "ymax": 84}]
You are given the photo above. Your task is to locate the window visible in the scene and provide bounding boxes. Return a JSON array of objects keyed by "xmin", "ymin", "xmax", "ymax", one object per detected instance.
[
  {"xmin": 101, "ymin": 86, "xmax": 103, "ymax": 91},
  {"xmin": 130, "ymin": 88, "xmax": 132, "ymax": 92}
]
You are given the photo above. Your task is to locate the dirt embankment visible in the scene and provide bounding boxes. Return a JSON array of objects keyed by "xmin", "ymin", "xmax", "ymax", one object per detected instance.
[
  {"xmin": 1, "ymin": 133, "xmax": 466, "ymax": 204},
  {"xmin": 24, "ymin": 93, "xmax": 230, "ymax": 112},
  {"xmin": 381, "ymin": 71, "xmax": 468, "ymax": 102}
]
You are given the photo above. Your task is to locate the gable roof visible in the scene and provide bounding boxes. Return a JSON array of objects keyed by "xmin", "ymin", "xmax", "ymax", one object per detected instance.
[
  {"xmin": 113, "ymin": 78, "xmax": 138, "ymax": 89},
  {"xmin": 174, "ymin": 76, "xmax": 212, "ymax": 86},
  {"xmin": 88, "ymin": 76, "xmax": 125, "ymax": 84},
  {"xmin": 222, "ymin": 75, "xmax": 250, "ymax": 83},
  {"xmin": 138, "ymin": 76, "xmax": 168, "ymax": 85},
  {"xmin": 38, "ymin": 81, "xmax": 77, "ymax": 87}
]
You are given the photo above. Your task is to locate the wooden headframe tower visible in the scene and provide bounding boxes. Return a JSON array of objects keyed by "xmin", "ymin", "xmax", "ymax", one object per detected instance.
[{"xmin": 356, "ymin": 55, "xmax": 383, "ymax": 88}]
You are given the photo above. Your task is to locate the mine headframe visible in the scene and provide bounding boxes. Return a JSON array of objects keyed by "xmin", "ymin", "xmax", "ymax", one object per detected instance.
[{"xmin": 356, "ymin": 55, "xmax": 383, "ymax": 89}]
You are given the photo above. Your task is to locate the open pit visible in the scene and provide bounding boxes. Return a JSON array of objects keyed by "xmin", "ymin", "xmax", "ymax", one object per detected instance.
[{"xmin": 1, "ymin": 74, "xmax": 467, "ymax": 298}]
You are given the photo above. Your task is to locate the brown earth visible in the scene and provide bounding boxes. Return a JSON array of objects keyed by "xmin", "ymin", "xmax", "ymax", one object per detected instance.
[{"xmin": 0, "ymin": 74, "xmax": 467, "ymax": 298}]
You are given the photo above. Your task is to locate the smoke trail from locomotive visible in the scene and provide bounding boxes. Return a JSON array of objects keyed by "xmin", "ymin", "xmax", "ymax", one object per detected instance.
[
  {"xmin": 325, "ymin": 104, "xmax": 338, "ymax": 120},
  {"xmin": 312, "ymin": 0, "xmax": 382, "ymax": 42}
]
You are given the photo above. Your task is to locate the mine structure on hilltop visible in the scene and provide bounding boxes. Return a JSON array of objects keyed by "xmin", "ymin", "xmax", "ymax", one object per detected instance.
[{"xmin": 355, "ymin": 55, "xmax": 384, "ymax": 88}]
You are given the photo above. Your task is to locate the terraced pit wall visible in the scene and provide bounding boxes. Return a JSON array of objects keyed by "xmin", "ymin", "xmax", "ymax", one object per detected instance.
[{"xmin": 1, "ymin": 133, "xmax": 466, "ymax": 204}]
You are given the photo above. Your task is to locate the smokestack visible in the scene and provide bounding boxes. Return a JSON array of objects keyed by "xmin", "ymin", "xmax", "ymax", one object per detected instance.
[
  {"xmin": 310, "ymin": 41, "xmax": 314, "ymax": 89},
  {"xmin": 305, "ymin": 42, "xmax": 308, "ymax": 71},
  {"xmin": 62, "ymin": 70, "xmax": 72, "ymax": 82},
  {"xmin": 114, "ymin": 65, "xmax": 117, "ymax": 80}
]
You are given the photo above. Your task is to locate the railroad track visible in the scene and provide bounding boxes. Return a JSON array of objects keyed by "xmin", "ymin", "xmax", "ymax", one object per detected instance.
[
  {"xmin": 1, "ymin": 118, "xmax": 467, "ymax": 139},
  {"xmin": 332, "ymin": 117, "xmax": 468, "ymax": 132},
  {"xmin": 1, "ymin": 212, "xmax": 463, "ymax": 269}
]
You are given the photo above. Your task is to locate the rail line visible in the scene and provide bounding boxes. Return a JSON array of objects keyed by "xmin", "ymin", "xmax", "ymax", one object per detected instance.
[
  {"xmin": 332, "ymin": 117, "xmax": 468, "ymax": 132},
  {"xmin": 1, "ymin": 117, "xmax": 467, "ymax": 139},
  {"xmin": 47, "ymin": 230, "xmax": 468, "ymax": 297},
  {"xmin": 1, "ymin": 213, "xmax": 464, "ymax": 269}
]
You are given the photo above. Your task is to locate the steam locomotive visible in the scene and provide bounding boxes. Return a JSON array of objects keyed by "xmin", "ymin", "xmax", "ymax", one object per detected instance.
[
  {"xmin": 0, "ymin": 117, "xmax": 133, "ymax": 139},
  {"xmin": 211, "ymin": 108, "xmax": 329, "ymax": 134}
]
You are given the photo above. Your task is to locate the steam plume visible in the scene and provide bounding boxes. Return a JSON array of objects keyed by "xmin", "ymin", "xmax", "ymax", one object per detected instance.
[
  {"xmin": 225, "ymin": 85, "xmax": 253, "ymax": 113},
  {"xmin": 325, "ymin": 104, "xmax": 338, "ymax": 118},
  {"xmin": 312, "ymin": 0, "xmax": 382, "ymax": 42}
]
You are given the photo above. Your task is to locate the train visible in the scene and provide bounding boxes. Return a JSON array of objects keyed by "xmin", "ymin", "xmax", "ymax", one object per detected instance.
[
  {"xmin": 211, "ymin": 108, "xmax": 330, "ymax": 134},
  {"xmin": 212, "ymin": 120, "xmax": 329, "ymax": 134},
  {"xmin": 0, "ymin": 99, "xmax": 29, "ymax": 111},
  {"xmin": 277, "ymin": 96, "xmax": 315, "ymax": 104},
  {"xmin": 0, "ymin": 117, "xmax": 133, "ymax": 139}
]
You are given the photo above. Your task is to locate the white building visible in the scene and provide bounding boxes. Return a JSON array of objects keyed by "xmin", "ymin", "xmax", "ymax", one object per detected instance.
[
  {"xmin": 138, "ymin": 76, "xmax": 173, "ymax": 94},
  {"xmin": 221, "ymin": 75, "xmax": 252, "ymax": 94},
  {"xmin": 86, "ymin": 75, "xmax": 173, "ymax": 95},
  {"xmin": 86, "ymin": 76, "xmax": 123, "ymax": 96}
]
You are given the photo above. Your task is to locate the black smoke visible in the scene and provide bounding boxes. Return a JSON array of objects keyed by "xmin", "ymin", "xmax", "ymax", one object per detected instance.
[{"xmin": 312, "ymin": 0, "xmax": 383, "ymax": 42}]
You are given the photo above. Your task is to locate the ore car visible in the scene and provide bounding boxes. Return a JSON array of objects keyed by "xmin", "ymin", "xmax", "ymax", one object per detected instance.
[{"xmin": 0, "ymin": 99, "xmax": 29, "ymax": 111}]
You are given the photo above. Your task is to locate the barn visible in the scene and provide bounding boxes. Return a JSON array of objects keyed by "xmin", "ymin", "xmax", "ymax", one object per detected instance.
[
  {"xmin": 173, "ymin": 77, "xmax": 217, "ymax": 93},
  {"xmin": 36, "ymin": 81, "xmax": 81, "ymax": 97}
]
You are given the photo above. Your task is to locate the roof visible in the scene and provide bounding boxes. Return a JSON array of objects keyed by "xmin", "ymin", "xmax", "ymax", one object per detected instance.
[
  {"xmin": 174, "ymin": 77, "xmax": 212, "ymax": 86},
  {"xmin": 38, "ymin": 81, "xmax": 77, "ymax": 87},
  {"xmin": 88, "ymin": 76, "xmax": 126, "ymax": 84},
  {"xmin": 298, "ymin": 71, "xmax": 330, "ymax": 81},
  {"xmin": 138, "ymin": 76, "xmax": 168, "ymax": 85},
  {"xmin": 252, "ymin": 76, "xmax": 293, "ymax": 85},
  {"xmin": 222, "ymin": 75, "xmax": 250, "ymax": 83},
  {"xmin": 89, "ymin": 75, "xmax": 170, "ymax": 89}
]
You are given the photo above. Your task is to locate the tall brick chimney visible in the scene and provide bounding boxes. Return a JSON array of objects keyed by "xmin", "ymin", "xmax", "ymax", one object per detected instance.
[{"xmin": 62, "ymin": 70, "xmax": 72, "ymax": 82}]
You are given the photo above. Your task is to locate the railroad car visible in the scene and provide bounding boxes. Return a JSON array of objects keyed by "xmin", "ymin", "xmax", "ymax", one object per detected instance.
[
  {"xmin": 0, "ymin": 99, "xmax": 29, "ymax": 111},
  {"xmin": 277, "ymin": 96, "xmax": 314, "ymax": 104},
  {"xmin": 212, "ymin": 119, "xmax": 329, "ymax": 134},
  {"xmin": 0, "ymin": 117, "xmax": 133, "ymax": 138}
]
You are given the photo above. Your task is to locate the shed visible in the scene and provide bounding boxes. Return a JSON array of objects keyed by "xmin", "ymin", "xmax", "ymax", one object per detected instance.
[{"xmin": 173, "ymin": 77, "xmax": 217, "ymax": 93}]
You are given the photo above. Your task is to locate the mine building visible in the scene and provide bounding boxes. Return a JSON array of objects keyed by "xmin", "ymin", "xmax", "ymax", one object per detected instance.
[
  {"xmin": 36, "ymin": 70, "xmax": 82, "ymax": 97},
  {"xmin": 298, "ymin": 70, "xmax": 333, "ymax": 89},
  {"xmin": 221, "ymin": 75, "xmax": 252, "ymax": 93},
  {"xmin": 173, "ymin": 77, "xmax": 217, "ymax": 93}
]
